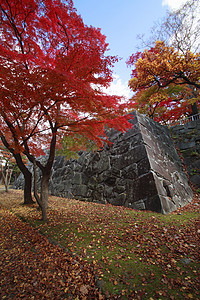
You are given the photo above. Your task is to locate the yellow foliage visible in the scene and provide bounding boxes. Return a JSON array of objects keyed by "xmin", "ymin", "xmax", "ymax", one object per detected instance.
[{"xmin": 128, "ymin": 41, "xmax": 200, "ymax": 93}]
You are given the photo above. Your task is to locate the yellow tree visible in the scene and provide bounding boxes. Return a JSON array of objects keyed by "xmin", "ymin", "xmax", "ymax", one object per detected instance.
[
  {"xmin": 129, "ymin": 84, "xmax": 193, "ymax": 124},
  {"xmin": 127, "ymin": 41, "xmax": 200, "ymax": 122}
]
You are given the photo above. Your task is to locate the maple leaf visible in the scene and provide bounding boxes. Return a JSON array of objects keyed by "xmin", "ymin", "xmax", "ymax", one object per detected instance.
[{"xmin": 79, "ymin": 284, "xmax": 89, "ymax": 295}]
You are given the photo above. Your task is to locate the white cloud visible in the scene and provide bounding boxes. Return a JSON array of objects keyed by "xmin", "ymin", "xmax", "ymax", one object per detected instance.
[
  {"xmin": 103, "ymin": 75, "xmax": 131, "ymax": 100},
  {"xmin": 162, "ymin": 0, "xmax": 188, "ymax": 10}
]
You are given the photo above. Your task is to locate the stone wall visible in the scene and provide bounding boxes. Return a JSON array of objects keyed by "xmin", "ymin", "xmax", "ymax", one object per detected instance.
[
  {"xmin": 14, "ymin": 111, "xmax": 193, "ymax": 213},
  {"xmin": 171, "ymin": 118, "xmax": 200, "ymax": 189}
]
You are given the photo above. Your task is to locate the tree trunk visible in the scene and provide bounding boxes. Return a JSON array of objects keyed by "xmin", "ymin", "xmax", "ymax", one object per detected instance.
[
  {"xmin": 13, "ymin": 153, "xmax": 34, "ymax": 204},
  {"xmin": 0, "ymin": 165, "xmax": 12, "ymax": 193},
  {"xmin": 4, "ymin": 169, "xmax": 9, "ymax": 192},
  {"xmin": 33, "ymin": 159, "xmax": 42, "ymax": 209},
  {"xmin": 24, "ymin": 170, "xmax": 34, "ymax": 204},
  {"xmin": 25, "ymin": 126, "xmax": 57, "ymax": 221},
  {"xmin": 40, "ymin": 173, "xmax": 50, "ymax": 222},
  {"xmin": 189, "ymin": 86, "xmax": 199, "ymax": 116},
  {"xmin": 3, "ymin": 167, "xmax": 13, "ymax": 193},
  {"xmin": 0, "ymin": 136, "xmax": 34, "ymax": 204},
  {"xmin": 191, "ymin": 103, "xmax": 198, "ymax": 115}
]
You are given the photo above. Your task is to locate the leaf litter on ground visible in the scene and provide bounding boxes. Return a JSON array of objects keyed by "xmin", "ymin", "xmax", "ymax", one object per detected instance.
[{"xmin": 0, "ymin": 189, "xmax": 199, "ymax": 299}]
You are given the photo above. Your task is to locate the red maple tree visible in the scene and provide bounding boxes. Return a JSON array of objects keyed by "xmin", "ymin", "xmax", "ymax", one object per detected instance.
[{"xmin": 0, "ymin": 0, "xmax": 130, "ymax": 220}]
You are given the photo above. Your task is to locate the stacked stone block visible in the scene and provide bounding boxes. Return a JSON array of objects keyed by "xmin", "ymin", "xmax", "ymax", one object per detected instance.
[{"xmin": 14, "ymin": 111, "xmax": 193, "ymax": 214}]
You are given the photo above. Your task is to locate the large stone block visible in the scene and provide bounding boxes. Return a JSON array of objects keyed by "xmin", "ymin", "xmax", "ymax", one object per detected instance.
[
  {"xmin": 135, "ymin": 112, "xmax": 193, "ymax": 213},
  {"xmin": 79, "ymin": 111, "xmax": 192, "ymax": 213},
  {"xmin": 14, "ymin": 111, "xmax": 193, "ymax": 214},
  {"xmin": 171, "ymin": 117, "xmax": 200, "ymax": 189}
]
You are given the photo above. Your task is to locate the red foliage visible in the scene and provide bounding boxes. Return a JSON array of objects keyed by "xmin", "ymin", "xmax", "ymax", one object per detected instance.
[
  {"xmin": 0, "ymin": 0, "xmax": 131, "ymax": 157},
  {"xmin": 0, "ymin": 0, "xmax": 131, "ymax": 218}
]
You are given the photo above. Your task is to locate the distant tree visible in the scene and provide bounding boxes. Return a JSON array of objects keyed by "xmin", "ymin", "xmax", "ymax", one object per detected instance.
[
  {"xmin": 137, "ymin": 0, "xmax": 200, "ymax": 54},
  {"xmin": 132, "ymin": 0, "xmax": 200, "ymax": 120},
  {"xmin": 0, "ymin": 0, "xmax": 130, "ymax": 221},
  {"xmin": 127, "ymin": 41, "xmax": 200, "ymax": 123},
  {"xmin": 0, "ymin": 142, "xmax": 17, "ymax": 192}
]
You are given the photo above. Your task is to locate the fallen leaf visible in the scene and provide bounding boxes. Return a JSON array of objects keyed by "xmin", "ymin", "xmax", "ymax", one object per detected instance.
[{"xmin": 80, "ymin": 285, "xmax": 89, "ymax": 295}]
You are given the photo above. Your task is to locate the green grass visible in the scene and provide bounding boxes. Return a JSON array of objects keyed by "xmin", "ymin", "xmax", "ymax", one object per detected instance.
[
  {"xmin": 27, "ymin": 203, "xmax": 199, "ymax": 299},
  {"xmin": 1, "ymin": 191, "xmax": 200, "ymax": 299}
]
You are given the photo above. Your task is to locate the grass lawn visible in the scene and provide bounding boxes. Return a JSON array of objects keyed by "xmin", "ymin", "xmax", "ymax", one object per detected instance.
[{"xmin": 0, "ymin": 188, "xmax": 199, "ymax": 299}]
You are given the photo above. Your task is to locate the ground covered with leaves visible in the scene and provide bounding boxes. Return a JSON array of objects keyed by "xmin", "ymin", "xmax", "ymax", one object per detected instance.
[{"xmin": 0, "ymin": 189, "xmax": 199, "ymax": 299}]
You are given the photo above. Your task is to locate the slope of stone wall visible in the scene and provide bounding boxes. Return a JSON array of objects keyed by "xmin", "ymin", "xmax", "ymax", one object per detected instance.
[
  {"xmin": 171, "ymin": 118, "xmax": 200, "ymax": 189},
  {"xmin": 14, "ymin": 111, "xmax": 193, "ymax": 214}
]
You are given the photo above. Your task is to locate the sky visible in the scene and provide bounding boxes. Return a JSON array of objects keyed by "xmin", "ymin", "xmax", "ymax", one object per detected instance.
[{"xmin": 73, "ymin": 0, "xmax": 189, "ymax": 99}]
